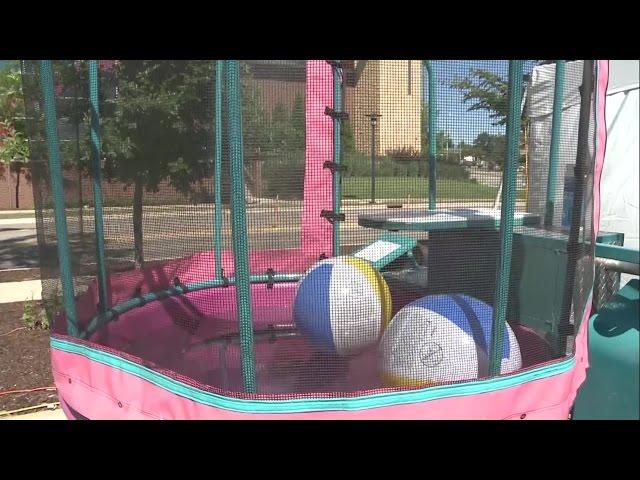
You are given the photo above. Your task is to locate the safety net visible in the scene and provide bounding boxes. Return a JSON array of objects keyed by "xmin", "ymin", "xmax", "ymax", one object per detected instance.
[{"xmin": 21, "ymin": 60, "xmax": 610, "ymax": 398}]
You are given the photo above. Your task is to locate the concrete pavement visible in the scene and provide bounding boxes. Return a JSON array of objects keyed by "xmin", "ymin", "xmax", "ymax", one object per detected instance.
[{"xmin": 0, "ymin": 404, "xmax": 65, "ymax": 420}]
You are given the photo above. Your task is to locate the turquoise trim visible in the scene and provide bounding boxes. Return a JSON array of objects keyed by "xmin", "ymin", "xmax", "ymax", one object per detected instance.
[
  {"xmin": 358, "ymin": 210, "xmax": 540, "ymax": 232},
  {"xmin": 352, "ymin": 233, "xmax": 417, "ymax": 271},
  {"xmin": 51, "ymin": 336, "xmax": 576, "ymax": 414},
  {"xmin": 595, "ymin": 243, "xmax": 639, "ymax": 265}
]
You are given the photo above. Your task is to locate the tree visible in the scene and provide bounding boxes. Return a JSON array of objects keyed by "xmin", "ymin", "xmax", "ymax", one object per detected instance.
[
  {"xmin": 473, "ymin": 132, "xmax": 506, "ymax": 168},
  {"xmin": 451, "ymin": 69, "xmax": 509, "ymax": 126},
  {"xmin": 0, "ymin": 122, "xmax": 29, "ymax": 208},
  {"xmin": 451, "ymin": 66, "xmax": 532, "ymax": 166},
  {"xmin": 99, "ymin": 61, "xmax": 214, "ymax": 266},
  {"xmin": 0, "ymin": 61, "xmax": 29, "ymax": 208},
  {"xmin": 0, "ymin": 62, "xmax": 25, "ymax": 132},
  {"xmin": 289, "ymin": 93, "xmax": 305, "ymax": 151}
]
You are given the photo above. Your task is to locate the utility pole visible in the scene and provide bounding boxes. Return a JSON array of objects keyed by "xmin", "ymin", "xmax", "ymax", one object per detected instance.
[{"xmin": 366, "ymin": 113, "xmax": 382, "ymax": 204}]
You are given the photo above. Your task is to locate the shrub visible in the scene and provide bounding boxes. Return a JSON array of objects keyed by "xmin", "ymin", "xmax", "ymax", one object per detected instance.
[
  {"xmin": 261, "ymin": 150, "xmax": 305, "ymax": 199},
  {"xmin": 22, "ymin": 298, "xmax": 50, "ymax": 330}
]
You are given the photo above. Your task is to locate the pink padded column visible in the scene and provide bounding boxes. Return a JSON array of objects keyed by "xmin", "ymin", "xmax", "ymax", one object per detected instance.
[{"xmin": 301, "ymin": 60, "xmax": 333, "ymax": 260}]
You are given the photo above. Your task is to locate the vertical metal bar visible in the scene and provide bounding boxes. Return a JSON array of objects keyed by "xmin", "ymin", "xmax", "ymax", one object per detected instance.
[
  {"xmin": 74, "ymin": 80, "xmax": 84, "ymax": 238},
  {"xmin": 545, "ymin": 60, "xmax": 566, "ymax": 228},
  {"xmin": 88, "ymin": 60, "xmax": 109, "ymax": 314},
  {"xmin": 39, "ymin": 60, "xmax": 79, "ymax": 337},
  {"xmin": 425, "ymin": 61, "xmax": 437, "ymax": 209},
  {"xmin": 226, "ymin": 60, "xmax": 256, "ymax": 393},
  {"xmin": 370, "ymin": 119, "xmax": 376, "ymax": 204},
  {"xmin": 489, "ymin": 60, "xmax": 524, "ymax": 375},
  {"xmin": 557, "ymin": 60, "xmax": 595, "ymax": 355},
  {"xmin": 332, "ymin": 61, "xmax": 342, "ymax": 256},
  {"xmin": 214, "ymin": 60, "xmax": 223, "ymax": 280}
]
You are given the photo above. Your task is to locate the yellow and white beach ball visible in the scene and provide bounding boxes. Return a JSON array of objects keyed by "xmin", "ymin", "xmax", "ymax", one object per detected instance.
[{"xmin": 293, "ymin": 256, "xmax": 392, "ymax": 356}]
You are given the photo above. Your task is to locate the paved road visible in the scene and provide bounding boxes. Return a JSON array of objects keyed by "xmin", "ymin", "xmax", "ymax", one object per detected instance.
[
  {"xmin": 0, "ymin": 224, "xmax": 40, "ymax": 270},
  {"xmin": 467, "ymin": 168, "xmax": 527, "ymax": 189},
  {"xmin": 1, "ymin": 199, "xmax": 517, "ymax": 270}
]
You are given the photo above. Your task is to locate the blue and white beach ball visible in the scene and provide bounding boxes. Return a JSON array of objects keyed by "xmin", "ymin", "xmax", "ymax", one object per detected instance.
[
  {"xmin": 293, "ymin": 256, "xmax": 392, "ymax": 356},
  {"xmin": 380, "ymin": 294, "xmax": 522, "ymax": 386}
]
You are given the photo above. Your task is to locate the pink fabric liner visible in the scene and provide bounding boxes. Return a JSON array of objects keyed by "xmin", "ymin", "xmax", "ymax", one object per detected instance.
[
  {"xmin": 301, "ymin": 60, "xmax": 333, "ymax": 258},
  {"xmin": 52, "ymin": 61, "xmax": 610, "ymax": 419}
]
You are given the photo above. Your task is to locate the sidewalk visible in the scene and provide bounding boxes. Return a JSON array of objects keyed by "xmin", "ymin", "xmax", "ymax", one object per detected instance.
[
  {"xmin": 0, "ymin": 279, "xmax": 42, "ymax": 303},
  {"xmin": 1, "ymin": 405, "xmax": 65, "ymax": 420}
]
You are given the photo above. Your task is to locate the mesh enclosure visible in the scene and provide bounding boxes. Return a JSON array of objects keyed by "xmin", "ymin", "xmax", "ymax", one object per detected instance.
[{"xmin": 23, "ymin": 60, "xmax": 601, "ymax": 399}]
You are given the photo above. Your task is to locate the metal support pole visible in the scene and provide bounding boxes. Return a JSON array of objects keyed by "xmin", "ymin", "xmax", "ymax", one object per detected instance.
[
  {"xmin": 214, "ymin": 60, "xmax": 224, "ymax": 280},
  {"xmin": 39, "ymin": 60, "xmax": 79, "ymax": 336},
  {"xmin": 425, "ymin": 60, "xmax": 437, "ymax": 209},
  {"xmin": 367, "ymin": 113, "xmax": 380, "ymax": 204},
  {"xmin": 88, "ymin": 60, "xmax": 110, "ymax": 314},
  {"xmin": 371, "ymin": 120, "xmax": 376, "ymax": 204},
  {"xmin": 489, "ymin": 60, "xmax": 524, "ymax": 376},
  {"xmin": 331, "ymin": 61, "xmax": 343, "ymax": 256},
  {"xmin": 226, "ymin": 60, "xmax": 257, "ymax": 393}
]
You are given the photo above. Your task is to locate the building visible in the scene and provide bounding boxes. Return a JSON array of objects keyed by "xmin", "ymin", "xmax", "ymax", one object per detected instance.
[
  {"xmin": 246, "ymin": 60, "xmax": 423, "ymax": 156},
  {"xmin": 346, "ymin": 60, "xmax": 423, "ymax": 155}
]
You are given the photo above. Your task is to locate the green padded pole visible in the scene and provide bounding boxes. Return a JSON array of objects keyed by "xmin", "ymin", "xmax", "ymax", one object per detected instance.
[
  {"xmin": 425, "ymin": 61, "xmax": 437, "ymax": 210},
  {"xmin": 332, "ymin": 61, "xmax": 343, "ymax": 256},
  {"xmin": 39, "ymin": 60, "xmax": 79, "ymax": 337},
  {"xmin": 489, "ymin": 60, "xmax": 524, "ymax": 376},
  {"xmin": 226, "ymin": 60, "xmax": 256, "ymax": 393},
  {"xmin": 88, "ymin": 60, "xmax": 109, "ymax": 314},
  {"xmin": 214, "ymin": 60, "xmax": 223, "ymax": 280},
  {"xmin": 81, "ymin": 273, "xmax": 302, "ymax": 339},
  {"xmin": 544, "ymin": 60, "xmax": 566, "ymax": 228}
]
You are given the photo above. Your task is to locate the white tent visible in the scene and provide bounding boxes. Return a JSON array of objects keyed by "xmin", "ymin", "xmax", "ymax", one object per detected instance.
[
  {"xmin": 525, "ymin": 60, "xmax": 638, "ymax": 284},
  {"xmin": 598, "ymin": 60, "xmax": 639, "ymax": 283},
  {"xmin": 524, "ymin": 61, "xmax": 596, "ymax": 227}
]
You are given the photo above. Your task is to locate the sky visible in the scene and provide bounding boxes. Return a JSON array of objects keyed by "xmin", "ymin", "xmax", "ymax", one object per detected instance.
[{"xmin": 424, "ymin": 60, "xmax": 537, "ymax": 145}]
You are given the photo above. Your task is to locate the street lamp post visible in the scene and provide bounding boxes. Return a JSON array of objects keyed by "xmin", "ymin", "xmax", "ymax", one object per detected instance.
[{"xmin": 366, "ymin": 113, "xmax": 382, "ymax": 204}]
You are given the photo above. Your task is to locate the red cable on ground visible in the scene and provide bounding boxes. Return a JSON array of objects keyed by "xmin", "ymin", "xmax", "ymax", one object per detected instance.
[{"xmin": 0, "ymin": 386, "xmax": 56, "ymax": 397}]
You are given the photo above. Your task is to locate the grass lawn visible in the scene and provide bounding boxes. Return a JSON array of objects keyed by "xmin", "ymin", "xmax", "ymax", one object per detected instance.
[{"xmin": 343, "ymin": 177, "xmax": 500, "ymax": 200}]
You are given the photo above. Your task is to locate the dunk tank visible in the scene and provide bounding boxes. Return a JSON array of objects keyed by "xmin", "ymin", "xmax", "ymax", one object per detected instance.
[{"xmin": 20, "ymin": 60, "xmax": 613, "ymax": 419}]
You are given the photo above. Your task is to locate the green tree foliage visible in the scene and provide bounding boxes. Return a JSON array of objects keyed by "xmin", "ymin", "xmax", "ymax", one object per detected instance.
[
  {"xmin": 451, "ymin": 67, "xmax": 532, "ymax": 124},
  {"xmin": 421, "ymin": 104, "xmax": 454, "ymax": 158},
  {"xmin": 473, "ymin": 132, "xmax": 506, "ymax": 167},
  {"xmin": 97, "ymin": 60, "xmax": 214, "ymax": 265},
  {"xmin": 0, "ymin": 61, "xmax": 29, "ymax": 208},
  {"xmin": 289, "ymin": 93, "xmax": 305, "ymax": 151},
  {"xmin": 451, "ymin": 66, "xmax": 532, "ymax": 167},
  {"xmin": 451, "ymin": 69, "xmax": 509, "ymax": 126},
  {"xmin": 342, "ymin": 119, "xmax": 356, "ymax": 154},
  {"xmin": 0, "ymin": 61, "xmax": 25, "ymax": 131}
]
